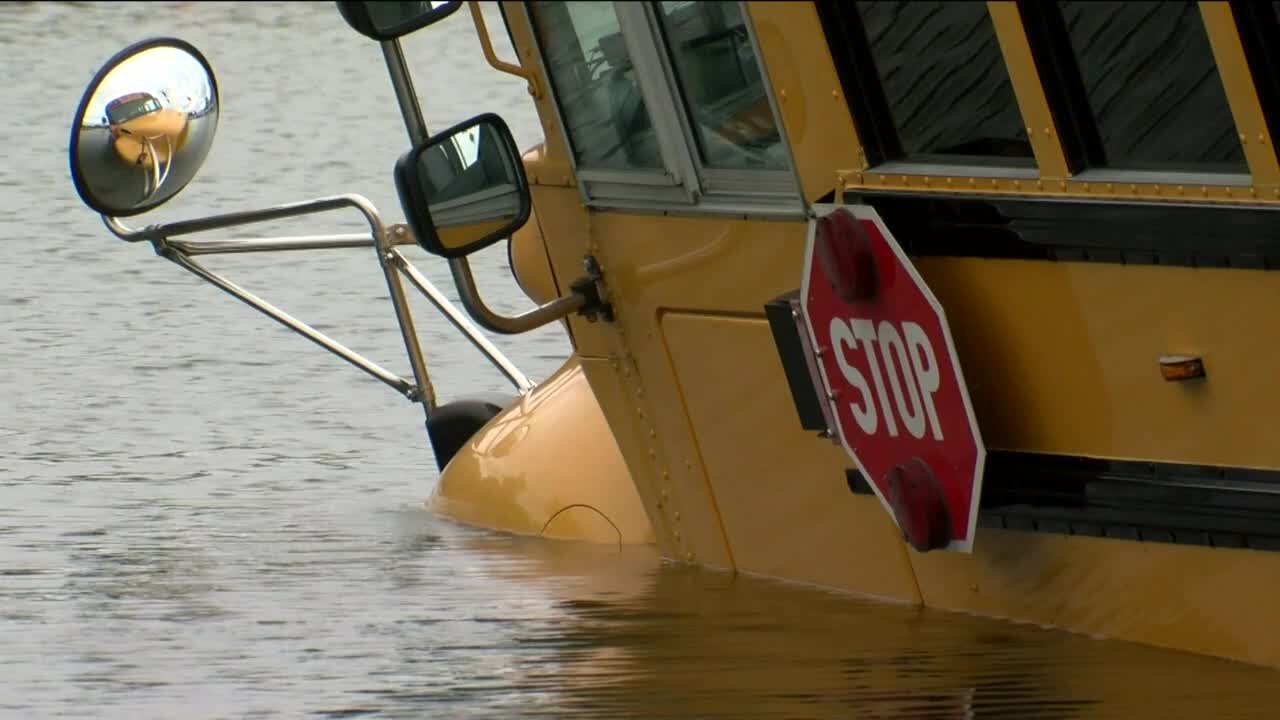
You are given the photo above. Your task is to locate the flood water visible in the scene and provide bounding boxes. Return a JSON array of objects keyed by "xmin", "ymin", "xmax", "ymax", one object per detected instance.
[{"xmin": 5, "ymin": 2, "xmax": 1280, "ymax": 718}]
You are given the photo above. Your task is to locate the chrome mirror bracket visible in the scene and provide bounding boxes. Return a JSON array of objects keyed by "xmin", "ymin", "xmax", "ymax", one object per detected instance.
[
  {"xmin": 445, "ymin": 253, "xmax": 612, "ymax": 336},
  {"xmin": 99, "ymin": 197, "xmax": 533, "ymax": 401},
  {"xmin": 570, "ymin": 254, "xmax": 614, "ymax": 324},
  {"xmin": 102, "ymin": 195, "xmax": 437, "ymax": 412},
  {"xmin": 447, "ymin": 256, "xmax": 584, "ymax": 335}
]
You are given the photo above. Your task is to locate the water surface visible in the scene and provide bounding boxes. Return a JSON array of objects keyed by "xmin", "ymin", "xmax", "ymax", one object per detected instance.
[{"xmin": 4, "ymin": 2, "xmax": 1280, "ymax": 718}]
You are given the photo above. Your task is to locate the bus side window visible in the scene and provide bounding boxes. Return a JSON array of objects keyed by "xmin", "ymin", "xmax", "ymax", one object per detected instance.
[
  {"xmin": 653, "ymin": 1, "xmax": 788, "ymax": 171},
  {"xmin": 854, "ymin": 1, "xmax": 1033, "ymax": 165},
  {"xmin": 1055, "ymin": 1, "xmax": 1246, "ymax": 173},
  {"xmin": 529, "ymin": 1, "xmax": 664, "ymax": 171}
]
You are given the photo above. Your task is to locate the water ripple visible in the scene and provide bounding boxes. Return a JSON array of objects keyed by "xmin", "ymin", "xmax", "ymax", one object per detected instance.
[{"xmin": 6, "ymin": 2, "xmax": 1280, "ymax": 719}]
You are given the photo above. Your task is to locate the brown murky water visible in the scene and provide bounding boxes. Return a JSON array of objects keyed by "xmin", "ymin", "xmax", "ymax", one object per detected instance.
[{"xmin": 5, "ymin": 2, "xmax": 1280, "ymax": 717}]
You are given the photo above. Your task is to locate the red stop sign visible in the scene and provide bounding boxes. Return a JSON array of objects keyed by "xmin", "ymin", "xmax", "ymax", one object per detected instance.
[{"xmin": 800, "ymin": 205, "xmax": 986, "ymax": 553}]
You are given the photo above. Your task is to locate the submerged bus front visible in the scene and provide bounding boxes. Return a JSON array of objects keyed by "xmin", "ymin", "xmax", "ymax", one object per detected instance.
[{"xmin": 492, "ymin": 0, "xmax": 1280, "ymax": 669}]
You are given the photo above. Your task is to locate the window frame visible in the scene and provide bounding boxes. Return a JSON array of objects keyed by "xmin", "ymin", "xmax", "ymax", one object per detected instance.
[
  {"xmin": 815, "ymin": 0, "xmax": 1280, "ymax": 204},
  {"xmin": 819, "ymin": 0, "xmax": 1041, "ymax": 181},
  {"xmin": 1022, "ymin": 0, "xmax": 1254, "ymax": 184},
  {"xmin": 1230, "ymin": 0, "xmax": 1280, "ymax": 159},
  {"xmin": 524, "ymin": 1, "xmax": 693, "ymax": 205},
  {"xmin": 520, "ymin": 0, "xmax": 805, "ymax": 217},
  {"xmin": 643, "ymin": 2, "xmax": 801, "ymax": 205}
]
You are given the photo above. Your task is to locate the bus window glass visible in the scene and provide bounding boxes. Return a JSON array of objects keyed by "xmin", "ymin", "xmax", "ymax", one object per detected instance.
[
  {"xmin": 530, "ymin": 1, "xmax": 663, "ymax": 171},
  {"xmin": 1059, "ymin": 1, "xmax": 1245, "ymax": 172},
  {"xmin": 654, "ymin": 1, "xmax": 788, "ymax": 170},
  {"xmin": 856, "ymin": 1, "xmax": 1032, "ymax": 163}
]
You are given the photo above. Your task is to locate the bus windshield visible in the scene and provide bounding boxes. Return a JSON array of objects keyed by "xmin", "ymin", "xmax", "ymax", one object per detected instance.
[{"xmin": 106, "ymin": 95, "xmax": 162, "ymax": 126}]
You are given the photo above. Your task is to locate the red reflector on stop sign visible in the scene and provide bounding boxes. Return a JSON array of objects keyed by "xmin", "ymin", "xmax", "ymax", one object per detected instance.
[{"xmin": 801, "ymin": 204, "xmax": 986, "ymax": 553}]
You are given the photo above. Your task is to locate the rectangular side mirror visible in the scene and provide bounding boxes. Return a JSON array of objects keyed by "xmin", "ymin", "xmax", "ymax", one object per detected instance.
[
  {"xmin": 336, "ymin": 1, "xmax": 463, "ymax": 41},
  {"xmin": 394, "ymin": 113, "xmax": 532, "ymax": 259}
]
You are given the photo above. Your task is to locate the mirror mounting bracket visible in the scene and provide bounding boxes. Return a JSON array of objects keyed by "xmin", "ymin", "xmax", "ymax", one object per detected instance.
[
  {"xmin": 448, "ymin": 255, "xmax": 584, "ymax": 335},
  {"xmin": 446, "ymin": 252, "xmax": 615, "ymax": 336},
  {"xmin": 570, "ymin": 254, "xmax": 614, "ymax": 324}
]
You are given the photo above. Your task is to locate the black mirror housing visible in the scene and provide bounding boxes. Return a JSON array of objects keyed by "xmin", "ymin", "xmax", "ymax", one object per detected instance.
[
  {"xmin": 395, "ymin": 112, "xmax": 532, "ymax": 259},
  {"xmin": 335, "ymin": 1, "xmax": 463, "ymax": 41}
]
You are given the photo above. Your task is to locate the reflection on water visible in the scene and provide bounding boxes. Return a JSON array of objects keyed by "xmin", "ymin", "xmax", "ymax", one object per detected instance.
[
  {"xmin": 6, "ymin": 1, "xmax": 1280, "ymax": 718},
  {"xmin": 509, "ymin": 550, "xmax": 1280, "ymax": 720},
  {"xmin": 18, "ymin": 510, "xmax": 1280, "ymax": 719}
]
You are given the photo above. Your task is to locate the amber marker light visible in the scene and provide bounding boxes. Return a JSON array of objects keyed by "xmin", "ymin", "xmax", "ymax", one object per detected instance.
[{"xmin": 1159, "ymin": 355, "xmax": 1207, "ymax": 381}]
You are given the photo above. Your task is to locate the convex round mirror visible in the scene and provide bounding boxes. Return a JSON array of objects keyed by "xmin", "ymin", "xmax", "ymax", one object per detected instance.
[
  {"xmin": 69, "ymin": 38, "xmax": 219, "ymax": 218},
  {"xmin": 395, "ymin": 113, "xmax": 531, "ymax": 259},
  {"xmin": 335, "ymin": 1, "xmax": 463, "ymax": 41}
]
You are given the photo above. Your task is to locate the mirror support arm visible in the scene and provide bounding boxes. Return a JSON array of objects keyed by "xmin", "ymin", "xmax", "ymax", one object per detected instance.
[
  {"xmin": 391, "ymin": 249, "xmax": 533, "ymax": 392},
  {"xmin": 380, "ymin": 38, "xmax": 430, "ymax": 147},
  {"xmin": 159, "ymin": 247, "xmax": 418, "ymax": 400},
  {"xmin": 104, "ymin": 194, "xmax": 385, "ymax": 242},
  {"xmin": 103, "ymin": 194, "xmax": 440, "ymax": 414},
  {"xmin": 448, "ymin": 255, "xmax": 611, "ymax": 335}
]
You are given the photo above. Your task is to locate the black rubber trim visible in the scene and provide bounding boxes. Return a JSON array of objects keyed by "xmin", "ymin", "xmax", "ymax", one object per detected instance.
[
  {"xmin": 426, "ymin": 395, "xmax": 510, "ymax": 472},
  {"xmin": 835, "ymin": 191, "xmax": 1280, "ymax": 270},
  {"xmin": 764, "ymin": 291, "xmax": 829, "ymax": 433},
  {"xmin": 1015, "ymin": 1, "xmax": 1104, "ymax": 172},
  {"xmin": 335, "ymin": 1, "xmax": 463, "ymax": 41},
  {"xmin": 813, "ymin": 0, "xmax": 901, "ymax": 166},
  {"xmin": 1229, "ymin": 1, "xmax": 1280, "ymax": 159},
  {"xmin": 394, "ymin": 112, "xmax": 532, "ymax": 259},
  {"xmin": 847, "ymin": 452, "xmax": 1280, "ymax": 551}
]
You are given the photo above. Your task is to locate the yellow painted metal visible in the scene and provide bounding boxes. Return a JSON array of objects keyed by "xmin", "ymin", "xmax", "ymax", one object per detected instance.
[
  {"xmin": 524, "ymin": 183, "xmax": 613, "ymax": 355},
  {"xmin": 544, "ymin": 193, "xmax": 1280, "ymax": 666},
  {"xmin": 746, "ymin": 1, "xmax": 866, "ymax": 200},
  {"xmin": 987, "ymin": 1, "xmax": 1070, "ymax": 179},
  {"xmin": 518, "ymin": 139, "xmax": 574, "ymax": 189},
  {"xmin": 499, "ymin": 1, "xmax": 574, "ymax": 176},
  {"xmin": 507, "ymin": 202, "xmax": 559, "ymax": 307},
  {"xmin": 429, "ymin": 354, "xmax": 654, "ymax": 546},
  {"xmin": 919, "ymin": 256, "xmax": 1280, "ymax": 468},
  {"xmin": 908, "ymin": 529, "xmax": 1280, "ymax": 669},
  {"xmin": 468, "ymin": 0, "xmax": 541, "ymax": 100},
  {"xmin": 1200, "ymin": 1, "xmax": 1280, "ymax": 189},
  {"xmin": 572, "ymin": 212, "xmax": 824, "ymax": 573},
  {"xmin": 840, "ymin": 172, "xmax": 1279, "ymax": 202},
  {"xmin": 499, "ymin": 4, "xmax": 610, "ymax": 351},
  {"xmin": 546, "ymin": 206, "xmax": 1280, "ymax": 466},
  {"xmin": 836, "ymin": 3, "xmax": 1280, "ymax": 202},
  {"xmin": 484, "ymin": 0, "xmax": 1280, "ymax": 668},
  {"xmin": 110, "ymin": 110, "xmax": 189, "ymax": 168},
  {"xmin": 661, "ymin": 312, "xmax": 922, "ymax": 605},
  {"xmin": 579, "ymin": 355, "xmax": 735, "ymax": 570},
  {"xmin": 579, "ymin": 357, "xmax": 681, "ymax": 562}
]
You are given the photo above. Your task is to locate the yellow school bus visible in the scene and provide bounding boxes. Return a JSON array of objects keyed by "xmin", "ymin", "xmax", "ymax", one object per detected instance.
[
  {"xmin": 67, "ymin": 0, "xmax": 1280, "ymax": 671},
  {"xmin": 478, "ymin": 0, "xmax": 1280, "ymax": 670},
  {"xmin": 104, "ymin": 91, "xmax": 189, "ymax": 168}
]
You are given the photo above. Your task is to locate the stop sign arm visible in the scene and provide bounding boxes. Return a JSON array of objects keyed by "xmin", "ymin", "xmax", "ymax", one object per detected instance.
[{"xmin": 764, "ymin": 289, "xmax": 840, "ymax": 443}]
